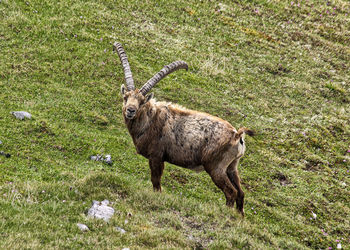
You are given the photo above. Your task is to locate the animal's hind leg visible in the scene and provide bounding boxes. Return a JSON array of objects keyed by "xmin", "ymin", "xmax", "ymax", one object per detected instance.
[
  {"xmin": 205, "ymin": 157, "xmax": 238, "ymax": 208},
  {"xmin": 149, "ymin": 158, "xmax": 164, "ymax": 192},
  {"xmin": 227, "ymin": 159, "xmax": 245, "ymax": 215}
]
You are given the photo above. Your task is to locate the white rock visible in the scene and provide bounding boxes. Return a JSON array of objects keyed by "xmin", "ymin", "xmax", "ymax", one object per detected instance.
[
  {"xmin": 11, "ymin": 111, "xmax": 32, "ymax": 120},
  {"xmin": 101, "ymin": 199, "xmax": 109, "ymax": 206},
  {"xmin": 87, "ymin": 200, "xmax": 115, "ymax": 222},
  {"xmin": 115, "ymin": 226, "xmax": 126, "ymax": 234},
  {"xmin": 122, "ymin": 248, "xmax": 130, "ymax": 250},
  {"xmin": 77, "ymin": 223, "xmax": 89, "ymax": 231},
  {"xmin": 311, "ymin": 211, "xmax": 317, "ymax": 219},
  {"xmin": 90, "ymin": 155, "xmax": 113, "ymax": 165},
  {"xmin": 104, "ymin": 155, "xmax": 112, "ymax": 164}
]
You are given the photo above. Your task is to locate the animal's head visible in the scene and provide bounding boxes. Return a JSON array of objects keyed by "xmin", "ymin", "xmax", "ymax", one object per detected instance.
[
  {"xmin": 114, "ymin": 42, "xmax": 188, "ymax": 120},
  {"xmin": 120, "ymin": 86, "xmax": 153, "ymax": 120}
]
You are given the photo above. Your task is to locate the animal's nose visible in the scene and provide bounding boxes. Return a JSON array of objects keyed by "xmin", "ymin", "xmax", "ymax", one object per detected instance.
[{"xmin": 127, "ymin": 107, "xmax": 136, "ymax": 114}]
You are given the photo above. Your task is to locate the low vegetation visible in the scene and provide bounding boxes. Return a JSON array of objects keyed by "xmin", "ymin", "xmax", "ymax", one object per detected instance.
[{"xmin": 1, "ymin": 0, "xmax": 349, "ymax": 249}]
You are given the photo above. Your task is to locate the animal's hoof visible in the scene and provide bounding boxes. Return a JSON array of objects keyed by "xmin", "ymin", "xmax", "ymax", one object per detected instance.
[
  {"xmin": 153, "ymin": 186, "xmax": 162, "ymax": 192},
  {"xmin": 240, "ymin": 209, "xmax": 245, "ymax": 217}
]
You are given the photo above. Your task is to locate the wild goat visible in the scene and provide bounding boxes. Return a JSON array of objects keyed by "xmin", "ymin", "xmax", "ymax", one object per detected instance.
[{"xmin": 114, "ymin": 43, "xmax": 254, "ymax": 215}]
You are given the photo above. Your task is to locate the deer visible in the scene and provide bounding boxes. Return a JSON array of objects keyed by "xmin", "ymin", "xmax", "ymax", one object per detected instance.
[{"xmin": 114, "ymin": 42, "xmax": 254, "ymax": 216}]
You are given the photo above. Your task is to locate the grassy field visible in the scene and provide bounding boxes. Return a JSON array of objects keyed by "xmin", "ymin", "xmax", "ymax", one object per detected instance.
[{"xmin": 1, "ymin": 0, "xmax": 349, "ymax": 249}]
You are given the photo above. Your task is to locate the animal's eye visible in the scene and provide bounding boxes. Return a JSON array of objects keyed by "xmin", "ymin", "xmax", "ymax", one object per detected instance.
[{"xmin": 123, "ymin": 96, "xmax": 128, "ymax": 101}]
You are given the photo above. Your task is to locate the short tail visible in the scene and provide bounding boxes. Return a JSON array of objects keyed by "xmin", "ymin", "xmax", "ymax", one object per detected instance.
[{"xmin": 234, "ymin": 127, "xmax": 255, "ymax": 140}]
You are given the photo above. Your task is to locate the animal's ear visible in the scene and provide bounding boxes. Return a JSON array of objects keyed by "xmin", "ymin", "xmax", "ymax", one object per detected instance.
[
  {"xmin": 145, "ymin": 92, "xmax": 154, "ymax": 103},
  {"xmin": 121, "ymin": 84, "xmax": 126, "ymax": 95}
]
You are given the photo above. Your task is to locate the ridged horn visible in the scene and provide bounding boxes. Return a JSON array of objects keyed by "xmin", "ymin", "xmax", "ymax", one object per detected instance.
[
  {"xmin": 140, "ymin": 61, "xmax": 188, "ymax": 95},
  {"xmin": 113, "ymin": 42, "xmax": 135, "ymax": 91}
]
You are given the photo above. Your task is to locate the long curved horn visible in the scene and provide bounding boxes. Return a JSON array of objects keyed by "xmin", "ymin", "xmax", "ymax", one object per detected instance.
[
  {"xmin": 113, "ymin": 42, "xmax": 135, "ymax": 91},
  {"xmin": 140, "ymin": 61, "xmax": 188, "ymax": 95}
]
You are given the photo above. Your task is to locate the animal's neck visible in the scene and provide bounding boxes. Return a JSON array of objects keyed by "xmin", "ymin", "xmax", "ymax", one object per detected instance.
[{"xmin": 125, "ymin": 103, "xmax": 154, "ymax": 140}]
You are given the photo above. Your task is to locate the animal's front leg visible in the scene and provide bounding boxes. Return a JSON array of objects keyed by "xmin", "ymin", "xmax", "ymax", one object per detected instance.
[{"xmin": 149, "ymin": 158, "xmax": 164, "ymax": 192}]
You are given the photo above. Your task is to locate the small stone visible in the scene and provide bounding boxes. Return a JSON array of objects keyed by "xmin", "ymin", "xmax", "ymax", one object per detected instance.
[
  {"xmin": 0, "ymin": 151, "xmax": 11, "ymax": 158},
  {"xmin": 115, "ymin": 226, "xmax": 126, "ymax": 234},
  {"xmin": 87, "ymin": 200, "xmax": 115, "ymax": 222},
  {"xmin": 122, "ymin": 248, "xmax": 130, "ymax": 250},
  {"xmin": 11, "ymin": 111, "xmax": 32, "ymax": 120},
  {"xmin": 77, "ymin": 223, "xmax": 89, "ymax": 231},
  {"xmin": 104, "ymin": 154, "xmax": 113, "ymax": 165},
  {"xmin": 311, "ymin": 211, "xmax": 317, "ymax": 219},
  {"xmin": 90, "ymin": 154, "xmax": 113, "ymax": 165}
]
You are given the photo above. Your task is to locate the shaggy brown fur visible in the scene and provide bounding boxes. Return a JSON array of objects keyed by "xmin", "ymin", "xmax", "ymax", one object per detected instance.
[{"xmin": 121, "ymin": 86, "xmax": 254, "ymax": 216}]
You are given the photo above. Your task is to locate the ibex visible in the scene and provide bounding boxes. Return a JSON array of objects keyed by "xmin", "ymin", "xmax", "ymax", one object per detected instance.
[{"xmin": 114, "ymin": 43, "xmax": 254, "ymax": 215}]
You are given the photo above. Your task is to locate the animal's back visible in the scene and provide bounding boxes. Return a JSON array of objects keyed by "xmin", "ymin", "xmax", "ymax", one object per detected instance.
[{"xmin": 159, "ymin": 104, "xmax": 236, "ymax": 169}]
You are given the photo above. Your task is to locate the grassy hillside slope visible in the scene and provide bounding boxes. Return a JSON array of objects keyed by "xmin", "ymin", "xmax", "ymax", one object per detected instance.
[{"xmin": 1, "ymin": 0, "xmax": 349, "ymax": 249}]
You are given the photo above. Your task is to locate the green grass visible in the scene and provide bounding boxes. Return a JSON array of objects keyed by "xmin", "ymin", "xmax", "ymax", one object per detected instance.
[{"xmin": 1, "ymin": 0, "xmax": 349, "ymax": 249}]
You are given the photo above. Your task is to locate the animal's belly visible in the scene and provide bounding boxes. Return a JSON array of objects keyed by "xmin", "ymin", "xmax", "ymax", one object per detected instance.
[
  {"xmin": 165, "ymin": 157, "xmax": 205, "ymax": 173},
  {"xmin": 164, "ymin": 153, "xmax": 203, "ymax": 171},
  {"xmin": 188, "ymin": 165, "xmax": 205, "ymax": 172}
]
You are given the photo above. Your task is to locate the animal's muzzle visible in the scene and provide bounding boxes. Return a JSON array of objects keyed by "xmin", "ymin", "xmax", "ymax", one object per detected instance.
[{"xmin": 126, "ymin": 107, "xmax": 136, "ymax": 119}]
